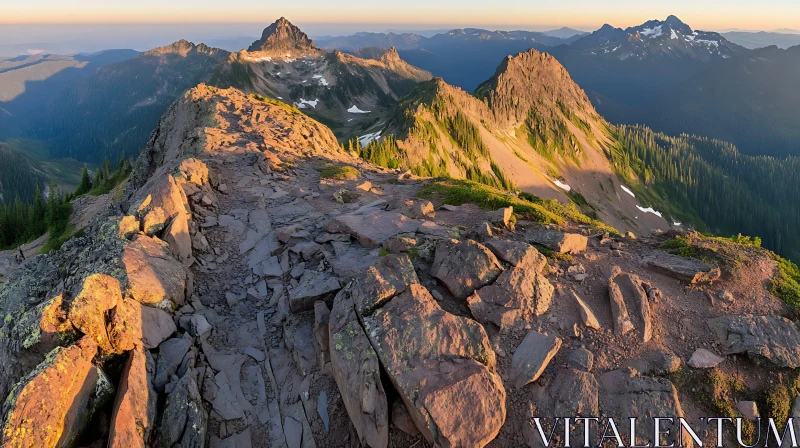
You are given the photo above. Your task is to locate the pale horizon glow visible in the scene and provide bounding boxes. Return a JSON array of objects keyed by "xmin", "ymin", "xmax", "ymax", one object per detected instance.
[{"xmin": 2, "ymin": 0, "xmax": 799, "ymax": 32}]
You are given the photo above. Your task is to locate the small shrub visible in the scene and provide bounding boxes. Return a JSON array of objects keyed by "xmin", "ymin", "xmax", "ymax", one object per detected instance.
[{"xmin": 320, "ymin": 165, "xmax": 360, "ymax": 180}]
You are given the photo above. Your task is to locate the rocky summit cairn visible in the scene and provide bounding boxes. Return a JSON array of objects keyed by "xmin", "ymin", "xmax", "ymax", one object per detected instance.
[{"xmin": 247, "ymin": 17, "xmax": 321, "ymax": 56}]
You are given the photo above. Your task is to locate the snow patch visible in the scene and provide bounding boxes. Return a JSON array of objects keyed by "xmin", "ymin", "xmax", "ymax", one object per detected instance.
[
  {"xmin": 348, "ymin": 105, "xmax": 371, "ymax": 114},
  {"xmin": 358, "ymin": 132, "xmax": 381, "ymax": 146},
  {"xmin": 620, "ymin": 185, "xmax": 636, "ymax": 198},
  {"xmin": 294, "ymin": 98, "xmax": 319, "ymax": 109},
  {"xmin": 640, "ymin": 25, "xmax": 663, "ymax": 38},
  {"xmin": 553, "ymin": 180, "xmax": 571, "ymax": 191},
  {"xmin": 670, "ymin": 29, "xmax": 679, "ymax": 40},
  {"xmin": 673, "ymin": 222, "xmax": 682, "ymax": 227},
  {"xmin": 636, "ymin": 205, "xmax": 663, "ymax": 218},
  {"xmin": 312, "ymin": 74, "xmax": 329, "ymax": 86},
  {"xmin": 248, "ymin": 56, "xmax": 272, "ymax": 62},
  {"xmin": 697, "ymin": 39, "xmax": 720, "ymax": 48}
]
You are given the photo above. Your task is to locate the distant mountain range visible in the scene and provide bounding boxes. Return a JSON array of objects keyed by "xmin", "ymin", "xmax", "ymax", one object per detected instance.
[{"xmin": 721, "ymin": 31, "xmax": 800, "ymax": 49}]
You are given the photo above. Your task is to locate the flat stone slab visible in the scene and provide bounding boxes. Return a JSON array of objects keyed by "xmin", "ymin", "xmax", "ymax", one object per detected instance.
[
  {"xmin": 598, "ymin": 370, "xmax": 692, "ymax": 446},
  {"xmin": 708, "ymin": 314, "xmax": 800, "ymax": 368},
  {"xmin": 688, "ymin": 348, "xmax": 725, "ymax": 369},
  {"xmin": 288, "ymin": 270, "xmax": 341, "ymax": 312},
  {"xmin": 550, "ymin": 369, "xmax": 599, "ymax": 416},
  {"xmin": 642, "ymin": 250, "xmax": 721, "ymax": 284},
  {"xmin": 324, "ymin": 211, "xmax": 421, "ymax": 248},
  {"xmin": 525, "ymin": 228, "xmax": 587, "ymax": 254},
  {"xmin": 510, "ymin": 330, "xmax": 562, "ymax": 388}
]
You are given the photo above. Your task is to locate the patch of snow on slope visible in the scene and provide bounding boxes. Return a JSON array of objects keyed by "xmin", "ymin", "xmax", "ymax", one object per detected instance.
[
  {"xmin": 294, "ymin": 98, "xmax": 319, "ymax": 109},
  {"xmin": 358, "ymin": 132, "xmax": 381, "ymax": 146},
  {"xmin": 671, "ymin": 29, "xmax": 679, "ymax": 40},
  {"xmin": 553, "ymin": 180, "xmax": 571, "ymax": 191},
  {"xmin": 312, "ymin": 74, "xmax": 329, "ymax": 86},
  {"xmin": 697, "ymin": 39, "xmax": 720, "ymax": 48},
  {"xmin": 640, "ymin": 25, "xmax": 663, "ymax": 38},
  {"xmin": 673, "ymin": 222, "xmax": 682, "ymax": 226},
  {"xmin": 348, "ymin": 105, "xmax": 371, "ymax": 114},
  {"xmin": 636, "ymin": 205, "xmax": 663, "ymax": 218},
  {"xmin": 621, "ymin": 185, "xmax": 636, "ymax": 198}
]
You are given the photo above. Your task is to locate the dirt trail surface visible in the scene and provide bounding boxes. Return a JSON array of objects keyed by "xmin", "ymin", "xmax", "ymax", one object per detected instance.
[{"xmin": 0, "ymin": 84, "xmax": 794, "ymax": 448}]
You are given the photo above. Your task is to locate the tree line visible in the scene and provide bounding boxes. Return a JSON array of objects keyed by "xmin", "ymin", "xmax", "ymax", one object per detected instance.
[{"xmin": 0, "ymin": 158, "xmax": 131, "ymax": 252}]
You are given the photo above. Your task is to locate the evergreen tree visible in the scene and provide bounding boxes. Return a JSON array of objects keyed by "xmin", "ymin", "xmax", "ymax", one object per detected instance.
[{"xmin": 75, "ymin": 165, "xmax": 92, "ymax": 196}]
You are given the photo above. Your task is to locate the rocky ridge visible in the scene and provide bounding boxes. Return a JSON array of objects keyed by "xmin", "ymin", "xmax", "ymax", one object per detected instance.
[{"xmin": 0, "ymin": 83, "xmax": 796, "ymax": 448}]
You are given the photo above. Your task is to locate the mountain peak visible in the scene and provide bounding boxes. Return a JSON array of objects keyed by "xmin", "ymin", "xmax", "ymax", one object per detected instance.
[
  {"xmin": 474, "ymin": 48, "xmax": 597, "ymax": 126},
  {"xmin": 664, "ymin": 15, "xmax": 693, "ymax": 34},
  {"xmin": 247, "ymin": 17, "xmax": 320, "ymax": 56}
]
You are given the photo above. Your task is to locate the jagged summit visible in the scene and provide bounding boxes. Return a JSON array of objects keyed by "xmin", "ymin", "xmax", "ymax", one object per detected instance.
[
  {"xmin": 143, "ymin": 39, "xmax": 224, "ymax": 57},
  {"xmin": 247, "ymin": 17, "xmax": 321, "ymax": 56}
]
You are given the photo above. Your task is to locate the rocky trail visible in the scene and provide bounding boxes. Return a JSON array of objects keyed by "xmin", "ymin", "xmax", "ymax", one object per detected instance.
[{"xmin": 2, "ymin": 85, "xmax": 799, "ymax": 448}]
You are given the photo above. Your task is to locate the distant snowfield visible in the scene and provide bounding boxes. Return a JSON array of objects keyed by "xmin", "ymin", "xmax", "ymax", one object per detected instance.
[
  {"xmin": 358, "ymin": 131, "xmax": 381, "ymax": 146},
  {"xmin": 673, "ymin": 222, "xmax": 682, "ymax": 226},
  {"xmin": 294, "ymin": 98, "xmax": 319, "ymax": 109},
  {"xmin": 636, "ymin": 205, "xmax": 663, "ymax": 218},
  {"xmin": 348, "ymin": 105, "xmax": 371, "ymax": 114},
  {"xmin": 621, "ymin": 185, "xmax": 636, "ymax": 197},
  {"xmin": 670, "ymin": 29, "xmax": 679, "ymax": 40},
  {"xmin": 553, "ymin": 180, "xmax": 571, "ymax": 191},
  {"xmin": 248, "ymin": 56, "xmax": 272, "ymax": 62}
]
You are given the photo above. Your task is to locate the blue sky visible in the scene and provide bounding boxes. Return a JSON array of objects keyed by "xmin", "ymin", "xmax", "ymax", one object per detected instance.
[{"xmin": 3, "ymin": 0, "xmax": 799, "ymax": 31}]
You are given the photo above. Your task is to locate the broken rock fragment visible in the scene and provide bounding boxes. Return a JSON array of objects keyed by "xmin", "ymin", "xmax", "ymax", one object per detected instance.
[
  {"xmin": 432, "ymin": 239, "xmax": 503, "ymax": 300},
  {"xmin": 510, "ymin": 330, "xmax": 562, "ymax": 388}
]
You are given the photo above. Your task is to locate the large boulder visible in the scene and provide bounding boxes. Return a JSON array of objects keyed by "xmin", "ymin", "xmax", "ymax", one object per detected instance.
[
  {"xmin": 432, "ymin": 240, "xmax": 504, "ymax": 300},
  {"xmin": 108, "ymin": 346, "xmax": 158, "ymax": 447},
  {"xmin": 608, "ymin": 267, "xmax": 653, "ymax": 343},
  {"xmin": 363, "ymin": 283, "xmax": 506, "ymax": 448},
  {"xmin": 328, "ymin": 286, "xmax": 389, "ymax": 448},
  {"xmin": 1, "ymin": 337, "xmax": 113, "ymax": 448},
  {"xmin": 324, "ymin": 211, "xmax": 421, "ymax": 248},
  {"xmin": 129, "ymin": 173, "xmax": 190, "ymax": 225},
  {"xmin": 642, "ymin": 251, "xmax": 721, "ymax": 284},
  {"xmin": 69, "ymin": 273, "xmax": 123, "ymax": 354},
  {"xmin": 122, "ymin": 234, "xmax": 190, "ymax": 308},
  {"xmin": 708, "ymin": 314, "xmax": 800, "ymax": 368},
  {"xmin": 526, "ymin": 228, "xmax": 587, "ymax": 254}
]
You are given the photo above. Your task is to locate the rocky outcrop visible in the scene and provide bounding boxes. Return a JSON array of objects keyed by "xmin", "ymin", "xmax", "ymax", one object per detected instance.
[
  {"xmin": 708, "ymin": 314, "xmax": 800, "ymax": 368},
  {"xmin": 688, "ymin": 348, "xmax": 725, "ymax": 369},
  {"xmin": 642, "ymin": 250, "xmax": 721, "ymax": 284},
  {"xmin": 1, "ymin": 337, "xmax": 112, "ymax": 448}
]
